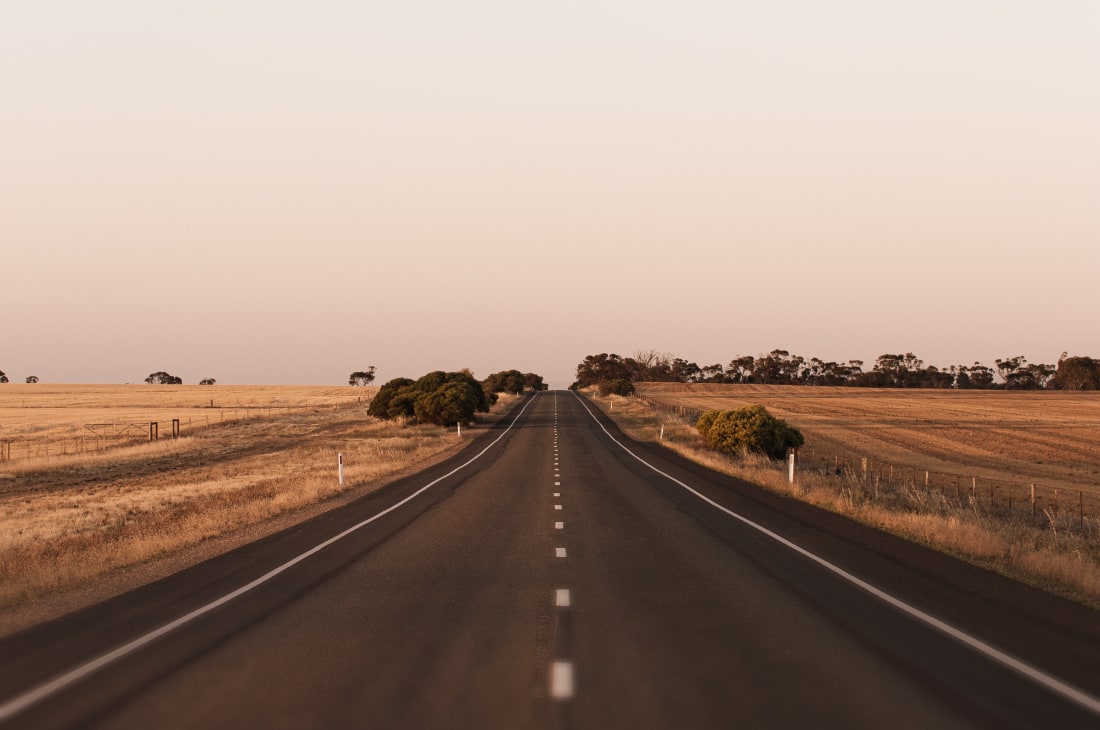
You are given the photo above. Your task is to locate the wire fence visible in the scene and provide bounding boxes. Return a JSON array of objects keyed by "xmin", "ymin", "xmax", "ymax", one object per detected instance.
[
  {"xmin": 633, "ymin": 394, "xmax": 1100, "ymax": 536},
  {"xmin": 0, "ymin": 400, "xmax": 367, "ymax": 464}
]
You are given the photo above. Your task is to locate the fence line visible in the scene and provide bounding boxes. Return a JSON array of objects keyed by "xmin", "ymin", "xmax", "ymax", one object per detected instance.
[
  {"xmin": 631, "ymin": 393, "xmax": 1098, "ymax": 535},
  {"xmin": 0, "ymin": 401, "xmax": 365, "ymax": 464}
]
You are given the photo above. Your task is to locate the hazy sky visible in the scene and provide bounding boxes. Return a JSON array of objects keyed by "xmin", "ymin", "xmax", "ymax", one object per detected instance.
[{"xmin": 3, "ymin": 1, "xmax": 1097, "ymax": 388}]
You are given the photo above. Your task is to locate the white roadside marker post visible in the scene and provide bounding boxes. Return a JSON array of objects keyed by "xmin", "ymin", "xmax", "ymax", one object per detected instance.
[
  {"xmin": 338, "ymin": 452, "xmax": 345, "ymax": 486},
  {"xmin": 788, "ymin": 448, "xmax": 795, "ymax": 484}
]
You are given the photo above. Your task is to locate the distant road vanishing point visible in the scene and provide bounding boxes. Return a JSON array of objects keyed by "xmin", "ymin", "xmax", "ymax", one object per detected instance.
[{"xmin": 1, "ymin": 391, "xmax": 1098, "ymax": 729}]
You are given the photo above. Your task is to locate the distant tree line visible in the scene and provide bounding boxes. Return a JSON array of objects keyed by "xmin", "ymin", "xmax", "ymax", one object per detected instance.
[
  {"xmin": 571, "ymin": 350, "xmax": 1100, "ymax": 394},
  {"xmin": 144, "ymin": 372, "xmax": 216, "ymax": 384}
]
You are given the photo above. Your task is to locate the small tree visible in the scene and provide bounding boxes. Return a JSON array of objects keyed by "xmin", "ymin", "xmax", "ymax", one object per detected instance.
[
  {"xmin": 696, "ymin": 405, "xmax": 804, "ymax": 460},
  {"xmin": 199, "ymin": 378, "xmax": 216, "ymax": 385},
  {"xmin": 0, "ymin": 370, "xmax": 8, "ymax": 384},
  {"xmin": 349, "ymin": 367, "xmax": 377, "ymax": 386},
  {"xmin": 26, "ymin": 376, "xmax": 39, "ymax": 383},
  {"xmin": 145, "ymin": 371, "xmax": 183, "ymax": 384}
]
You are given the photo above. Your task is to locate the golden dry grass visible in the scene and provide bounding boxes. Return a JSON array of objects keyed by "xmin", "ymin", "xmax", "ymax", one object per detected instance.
[
  {"xmin": 0, "ymin": 384, "xmax": 519, "ymax": 613},
  {"xmin": 590, "ymin": 387, "xmax": 1100, "ymax": 607},
  {"xmin": 0, "ymin": 383, "xmax": 369, "ymax": 459}
]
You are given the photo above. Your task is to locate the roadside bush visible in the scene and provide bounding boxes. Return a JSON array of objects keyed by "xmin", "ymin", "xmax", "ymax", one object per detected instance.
[
  {"xmin": 483, "ymin": 369, "xmax": 526, "ymax": 395},
  {"xmin": 599, "ymin": 379, "xmax": 635, "ymax": 396},
  {"xmin": 369, "ymin": 371, "xmax": 490, "ymax": 426},
  {"xmin": 483, "ymin": 369, "xmax": 545, "ymax": 395},
  {"xmin": 368, "ymin": 377, "xmax": 417, "ymax": 420},
  {"xmin": 696, "ymin": 405, "xmax": 804, "ymax": 460}
]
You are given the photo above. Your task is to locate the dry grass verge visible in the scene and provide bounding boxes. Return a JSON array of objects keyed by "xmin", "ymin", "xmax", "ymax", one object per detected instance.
[
  {"xmin": 0, "ymin": 386, "xmax": 520, "ymax": 631},
  {"xmin": 590, "ymin": 390, "xmax": 1100, "ymax": 609}
]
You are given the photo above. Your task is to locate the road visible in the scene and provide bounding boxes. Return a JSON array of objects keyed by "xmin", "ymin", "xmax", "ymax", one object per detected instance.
[{"xmin": 1, "ymin": 391, "xmax": 1099, "ymax": 729}]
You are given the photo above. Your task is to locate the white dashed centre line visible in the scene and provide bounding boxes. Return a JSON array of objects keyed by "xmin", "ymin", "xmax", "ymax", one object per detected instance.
[
  {"xmin": 555, "ymin": 589, "xmax": 571, "ymax": 607},
  {"xmin": 553, "ymin": 492, "xmax": 560, "ymax": 497},
  {"xmin": 554, "ymin": 504, "xmax": 562, "ymax": 510},
  {"xmin": 555, "ymin": 521, "xmax": 564, "ymax": 529},
  {"xmin": 551, "ymin": 661, "xmax": 574, "ymax": 699},
  {"xmin": 555, "ymin": 547, "xmax": 567, "ymax": 558}
]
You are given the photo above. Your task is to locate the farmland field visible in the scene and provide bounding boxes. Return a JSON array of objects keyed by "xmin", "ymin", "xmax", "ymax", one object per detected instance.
[
  {"xmin": 0, "ymin": 383, "xmax": 368, "ymax": 458},
  {"xmin": 635, "ymin": 383, "xmax": 1100, "ymax": 495}
]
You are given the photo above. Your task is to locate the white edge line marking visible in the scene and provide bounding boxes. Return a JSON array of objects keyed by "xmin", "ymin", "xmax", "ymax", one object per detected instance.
[
  {"xmin": 572, "ymin": 392, "xmax": 1100, "ymax": 717},
  {"xmin": 551, "ymin": 661, "xmax": 574, "ymax": 699},
  {"xmin": 0, "ymin": 395, "xmax": 544, "ymax": 723}
]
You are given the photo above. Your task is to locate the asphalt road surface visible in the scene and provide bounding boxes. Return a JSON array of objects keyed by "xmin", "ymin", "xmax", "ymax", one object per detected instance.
[{"xmin": 2, "ymin": 391, "xmax": 1099, "ymax": 729}]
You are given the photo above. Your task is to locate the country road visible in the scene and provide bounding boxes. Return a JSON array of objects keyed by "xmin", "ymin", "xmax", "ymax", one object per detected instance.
[{"xmin": 2, "ymin": 391, "xmax": 1099, "ymax": 729}]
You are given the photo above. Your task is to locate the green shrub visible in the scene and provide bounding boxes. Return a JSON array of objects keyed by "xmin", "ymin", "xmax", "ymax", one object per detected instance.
[
  {"xmin": 599, "ymin": 379, "xmax": 635, "ymax": 396},
  {"xmin": 369, "ymin": 371, "xmax": 490, "ymax": 426},
  {"xmin": 368, "ymin": 378, "xmax": 416, "ymax": 420},
  {"xmin": 483, "ymin": 369, "xmax": 526, "ymax": 395},
  {"xmin": 695, "ymin": 405, "xmax": 804, "ymax": 460},
  {"xmin": 695, "ymin": 408, "xmax": 721, "ymax": 437}
]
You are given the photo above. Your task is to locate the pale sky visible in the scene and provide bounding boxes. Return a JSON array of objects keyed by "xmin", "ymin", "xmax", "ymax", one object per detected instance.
[{"xmin": 3, "ymin": 1, "xmax": 1097, "ymax": 389}]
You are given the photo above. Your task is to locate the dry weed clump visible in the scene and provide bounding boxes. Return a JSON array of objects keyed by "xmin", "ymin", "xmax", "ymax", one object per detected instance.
[
  {"xmin": 0, "ymin": 391, "xmax": 520, "ymax": 611},
  {"xmin": 590, "ymin": 391, "xmax": 1100, "ymax": 608}
]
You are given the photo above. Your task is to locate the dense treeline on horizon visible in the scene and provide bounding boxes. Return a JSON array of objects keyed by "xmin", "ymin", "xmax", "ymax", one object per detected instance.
[{"xmin": 572, "ymin": 350, "xmax": 1100, "ymax": 395}]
